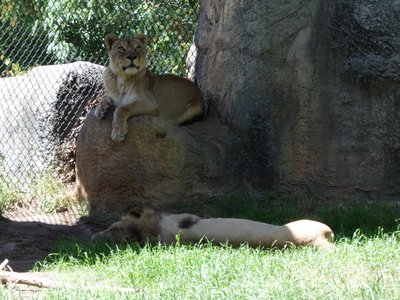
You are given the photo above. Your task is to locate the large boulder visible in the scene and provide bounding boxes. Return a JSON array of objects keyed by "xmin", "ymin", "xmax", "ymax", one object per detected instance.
[
  {"xmin": 0, "ymin": 62, "xmax": 104, "ymax": 188},
  {"xmin": 76, "ymin": 0, "xmax": 400, "ymax": 215},
  {"xmin": 194, "ymin": 0, "xmax": 400, "ymax": 198},
  {"xmin": 75, "ymin": 110, "xmax": 245, "ymax": 220}
]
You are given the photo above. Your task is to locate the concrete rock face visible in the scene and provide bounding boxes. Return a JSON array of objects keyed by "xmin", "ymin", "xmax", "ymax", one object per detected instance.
[
  {"xmin": 0, "ymin": 62, "xmax": 104, "ymax": 187},
  {"xmin": 76, "ymin": 110, "xmax": 243, "ymax": 219},
  {"xmin": 76, "ymin": 0, "xmax": 400, "ymax": 214},
  {"xmin": 194, "ymin": 0, "xmax": 400, "ymax": 197}
]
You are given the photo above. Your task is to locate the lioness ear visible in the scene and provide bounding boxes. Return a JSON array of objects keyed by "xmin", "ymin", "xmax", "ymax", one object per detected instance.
[
  {"xmin": 128, "ymin": 208, "xmax": 143, "ymax": 218},
  {"xmin": 135, "ymin": 33, "xmax": 148, "ymax": 47},
  {"xmin": 104, "ymin": 33, "xmax": 119, "ymax": 51}
]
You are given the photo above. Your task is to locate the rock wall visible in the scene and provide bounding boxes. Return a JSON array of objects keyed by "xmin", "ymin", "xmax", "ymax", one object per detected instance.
[
  {"xmin": 194, "ymin": 0, "xmax": 400, "ymax": 197},
  {"xmin": 76, "ymin": 0, "xmax": 400, "ymax": 216},
  {"xmin": 0, "ymin": 62, "xmax": 104, "ymax": 187},
  {"xmin": 75, "ymin": 110, "xmax": 244, "ymax": 219}
]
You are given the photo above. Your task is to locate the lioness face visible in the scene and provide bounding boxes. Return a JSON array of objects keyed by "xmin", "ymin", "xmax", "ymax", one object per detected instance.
[
  {"xmin": 91, "ymin": 220, "xmax": 130, "ymax": 243},
  {"xmin": 105, "ymin": 33, "xmax": 147, "ymax": 77},
  {"xmin": 91, "ymin": 214, "xmax": 143, "ymax": 243},
  {"xmin": 91, "ymin": 208, "xmax": 161, "ymax": 243}
]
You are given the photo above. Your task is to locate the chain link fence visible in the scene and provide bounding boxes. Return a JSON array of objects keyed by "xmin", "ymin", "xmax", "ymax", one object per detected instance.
[{"xmin": 0, "ymin": 0, "xmax": 199, "ymax": 191}]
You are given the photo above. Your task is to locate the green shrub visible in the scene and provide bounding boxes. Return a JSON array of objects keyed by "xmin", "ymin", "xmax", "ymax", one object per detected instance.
[{"xmin": 0, "ymin": 0, "xmax": 199, "ymax": 76}]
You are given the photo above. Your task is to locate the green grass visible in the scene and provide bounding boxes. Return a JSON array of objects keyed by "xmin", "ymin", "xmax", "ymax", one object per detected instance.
[
  {"xmin": 1, "ymin": 193, "xmax": 399, "ymax": 299},
  {"xmin": 3, "ymin": 233, "xmax": 399, "ymax": 299},
  {"xmin": 0, "ymin": 171, "xmax": 81, "ymax": 215},
  {"xmin": 0, "ymin": 178, "xmax": 23, "ymax": 215}
]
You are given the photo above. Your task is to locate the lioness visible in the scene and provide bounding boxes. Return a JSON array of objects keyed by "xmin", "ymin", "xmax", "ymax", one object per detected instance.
[
  {"xmin": 95, "ymin": 33, "xmax": 205, "ymax": 142},
  {"xmin": 92, "ymin": 208, "xmax": 334, "ymax": 249},
  {"xmin": 91, "ymin": 208, "xmax": 201, "ymax": 244}
]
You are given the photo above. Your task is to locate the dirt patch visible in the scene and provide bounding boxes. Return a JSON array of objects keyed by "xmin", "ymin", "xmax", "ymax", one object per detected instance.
[{"xmin": 0, "ymin": 210, "xmax": 102, "ymax": 272}]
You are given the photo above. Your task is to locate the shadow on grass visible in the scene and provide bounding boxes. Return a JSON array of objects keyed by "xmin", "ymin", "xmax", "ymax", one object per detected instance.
[
  {"xmin": 38, "ymin": 238, "xmax": 164, "ymax": 270},
  {"xmin": 0, "ymin": 218, "xmax": 97, "ymax": 272}
]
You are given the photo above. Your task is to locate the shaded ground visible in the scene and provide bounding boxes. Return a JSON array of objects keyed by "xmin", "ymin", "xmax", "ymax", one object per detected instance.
[{"xmin": 0, "ymin": 209, "xmax": 102, "ymax": 272}]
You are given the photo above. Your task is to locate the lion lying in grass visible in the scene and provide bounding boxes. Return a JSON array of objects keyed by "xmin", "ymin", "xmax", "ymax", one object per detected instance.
[{"xmin": 92, "ymin": 208, "xmax": 334, "ymax": 249}]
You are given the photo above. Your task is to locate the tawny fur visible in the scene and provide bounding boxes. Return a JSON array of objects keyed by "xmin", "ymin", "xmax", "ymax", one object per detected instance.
[
  {"xmin": 179, "ymin": 218, "xmax": 333, "ymax": 249},
  {"xmin": 92, "ymin": 209, "xmax": 334, "ymax": 249},
  {"xmin": 94, "ymin": 33, "xmax": 205, "ymax": 142}
]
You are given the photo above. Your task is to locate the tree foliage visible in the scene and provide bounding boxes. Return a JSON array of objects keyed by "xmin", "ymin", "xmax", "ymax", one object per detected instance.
[{"xmin": 0, "ymin": 0, "xmax": 199, "ymax": 76}]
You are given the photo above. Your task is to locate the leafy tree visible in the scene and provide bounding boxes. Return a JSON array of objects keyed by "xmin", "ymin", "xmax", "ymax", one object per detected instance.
[
  {"xmin": 0, "ymin": 0, "xmax": 56, "ymax": 76},
  {"xmin": 0, "ymin": 0, "xmax": 199, "ymax": 76}
]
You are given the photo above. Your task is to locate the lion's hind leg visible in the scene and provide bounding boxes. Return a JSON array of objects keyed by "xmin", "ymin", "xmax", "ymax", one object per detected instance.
[
  {"xmin": 95, "ymin": 95, "xmax": 113, "ymax": 119},
  {"xmin": 173, "ymin": 98, "xmax": 205, "ymax": 125}
]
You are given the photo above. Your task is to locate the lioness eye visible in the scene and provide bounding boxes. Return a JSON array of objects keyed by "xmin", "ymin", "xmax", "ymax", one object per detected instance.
[
  {"xmin": 118, "ymin": 46, "xmax": 125, "ymax": 52},
  {"xmin": 135, "ymin": 46, "xmax": 141, "ymax": 51}
]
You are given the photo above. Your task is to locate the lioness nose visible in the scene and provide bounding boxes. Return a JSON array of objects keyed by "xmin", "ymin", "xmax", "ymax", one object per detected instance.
[{"xmin": 127, "ymin": 55, "xmax": 137, "ymax": 61}]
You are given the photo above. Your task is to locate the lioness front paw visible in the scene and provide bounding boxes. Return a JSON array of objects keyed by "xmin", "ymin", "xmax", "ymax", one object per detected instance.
[
  {"xmin": 94, "ymin": 98, "xmax": 112, "ymax": 120},
  {"xmin": 94, "ymin": 107, "xmax": 107, "ymax": 119},
  {"xmin": 111, "ymin": 124, "xmax": 128, "ymax": 142}
]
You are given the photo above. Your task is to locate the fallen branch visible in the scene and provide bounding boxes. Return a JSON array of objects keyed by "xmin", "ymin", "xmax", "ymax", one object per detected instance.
[
  {"xmin": 0, "ymin": 259, "xmax": 9, "ymax": 271},
  {"xmin": 0, "ymin": 269, "xmax": 136, "ymax": 293},
  {"xmin": 0, "ymin": 270, "xmax": 60, "ymax": 288},
  {"xmin": 0, "ymin": 259, "xmax": 135, "ymax": 292}
]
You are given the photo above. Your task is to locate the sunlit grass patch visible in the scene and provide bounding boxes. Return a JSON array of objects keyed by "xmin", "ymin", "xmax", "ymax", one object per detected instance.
[
  {"xmin": 25, "ymin": 228, "xmax": 400, "ymax": 299},
  {"xmin": 1, "ymin": 189, "xmax": 399, "ymax": 299},
  {"xmin": 0, "ymin": 170, "xmax": 84, "ymax": 215}
]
